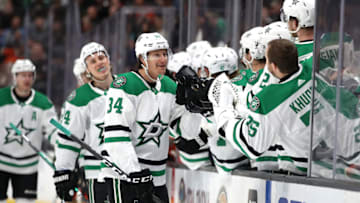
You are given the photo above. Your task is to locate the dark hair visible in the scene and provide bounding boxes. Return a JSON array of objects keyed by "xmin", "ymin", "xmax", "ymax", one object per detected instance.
[{"xmin": 267, "ymin": 39, "xmax": 298, "ymax": 74}]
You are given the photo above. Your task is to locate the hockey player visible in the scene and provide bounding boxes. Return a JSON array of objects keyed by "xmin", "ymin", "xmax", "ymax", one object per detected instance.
[
  {"xmin": 53, "ymin": 42, "xmax": 114, "ymax": 202},
  {"xmin": 208, "ymin": 39, "xmax": 321, "ymax": 175},
  {"xmin": 202, "ymin": 47, "xmax": 249, "ymax": 174},
  {"xmin": 101, "ymin": 32, "xmax": 191, "ymax": 203},
  {"xmin": 281, "ymin": 0, "xmax": 315, "ymax": 62},
  {"xmin": 0, "ymin": 59, "xmax": 57, "ymax": 203}
]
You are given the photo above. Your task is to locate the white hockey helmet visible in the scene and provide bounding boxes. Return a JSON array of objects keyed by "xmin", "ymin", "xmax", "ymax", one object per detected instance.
[
  {"xmin": 239, "ymin": 26, "xmax": 265, "ymax": 66},
  {"xmin": 261, "ymin": 21, "xmax": 294, "ymax": 48},
  {"xmin": 281, "ymin": 0, "xmax": 315, "ymax": 33},
  {"xmin": 202, "ymin": 47, "xmax": 238, "ymax": 77},
  {"xmin": 73, "ymin": 58, "xmax": 86, "ymax": 79},
  {"xmin": 11, "ymin": 59, "xmax": 36, "ymax": 84},
  {"xmin": 80, "ymin": 42, "xmax": 110, "ymax": 68},
  {"xmin": 186, "ymin": 41, "xmax": 212, "ymax": 58},
  {"xmin": 135, "ymin": 32, "xmax": 170, "ymax": 61},
  {"xmin": 239, "ymin": 26, "xmax": 264, "ymax": 59},
  {"xmin": 168, "ymin": 51, "xmax": 192, "ymax": 73},
  {"xmin": 221, "ymin": 47, "xmax": 239, "ymax": 74}
]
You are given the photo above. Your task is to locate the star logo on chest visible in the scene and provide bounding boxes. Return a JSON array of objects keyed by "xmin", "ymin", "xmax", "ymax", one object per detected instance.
[
  {"xmin": 4, "ymin": 119, "xmax": 35, "ymax": 145},
  {"xmin": 136, "ymin": 112, "xmax": 168, "ymax": 147}
]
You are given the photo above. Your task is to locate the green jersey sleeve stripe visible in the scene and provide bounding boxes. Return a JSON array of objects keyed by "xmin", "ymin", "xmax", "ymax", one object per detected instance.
[
  {"xmin": 151, "ymin": 169, "xmax": 166, "ymax": 177},
  {"xmin": 214, "ymin": 161, "xmax": 233, "ymax": 172},
  {"xmin": 56, "ymin": 141, "xmax": 81, "ymax": 153},
  {"xmin": 179, "ymin": 153, "xmax": 209, "ymax": 162},
  {"xmin": 104, "ymin": 137, "xmax": 131, "ymax": 143},
  {"xmin": 0, "ymin": 159, "xmax": 39, "ymax": 168}
]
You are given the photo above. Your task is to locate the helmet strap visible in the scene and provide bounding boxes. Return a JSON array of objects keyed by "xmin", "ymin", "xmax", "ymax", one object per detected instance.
[{"xmin": 141, "ymin": 55, "xmax": 162, "ymax": 82}]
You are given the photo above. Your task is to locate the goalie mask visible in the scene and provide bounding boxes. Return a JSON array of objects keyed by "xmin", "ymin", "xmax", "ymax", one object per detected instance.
[
  {"xmin": 281, "ymin": 0, "xmax": 315, "ymax": 33},
  {"xmin": 11, "ymin": 59, "xmax": 36, "ymax": 85},
  {"xmin": 135, "ymin": 32, "xmax": 171, "ymax": 82}
]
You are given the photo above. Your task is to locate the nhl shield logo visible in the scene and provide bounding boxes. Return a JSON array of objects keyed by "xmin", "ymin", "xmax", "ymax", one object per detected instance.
[
  {"xmin": 112, "ymin": 76, "xmax": 127, "ymax": 88},
  {"xmin": 67, "ymin": 90, "xmax": 76, "ymax": 101},
  {"xmin": 249, "ymin": 96, "xmax": 260, "ymax": 111}
]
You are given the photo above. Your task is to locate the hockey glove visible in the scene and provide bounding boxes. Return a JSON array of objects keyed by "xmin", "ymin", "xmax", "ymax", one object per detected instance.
[
  {"xmin": 53, "ymin": 170, "xmax": 77, "ymax": 201},
  {"xmin": 120, "ymin": 169, "xmax": 155, "ymax": 203}
]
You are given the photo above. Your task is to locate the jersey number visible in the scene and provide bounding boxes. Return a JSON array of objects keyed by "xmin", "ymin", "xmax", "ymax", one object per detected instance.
[
  {"xmin": 63, "ymin": 111, "xmax": 71, "ymax": 125},
  {"xmin": 107, "ymin": 97, "xmax": 123, "ymax": 114},
  {"xmin": 259, "ymin": 73, "xmax": 270, "ymax": 88},
  {"xmin": 246, "ymin": 115, "xmax": 259, "ymax": 137}
]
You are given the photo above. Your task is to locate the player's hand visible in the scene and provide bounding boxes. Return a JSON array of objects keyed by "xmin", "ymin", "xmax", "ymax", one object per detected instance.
[
  {"xmin": 53, "ymin": 170, "xmax": 77, "ymax": 201},
  {"xmin": 121, "ymin": 169, "xmax": 155, "ymax": 203}
]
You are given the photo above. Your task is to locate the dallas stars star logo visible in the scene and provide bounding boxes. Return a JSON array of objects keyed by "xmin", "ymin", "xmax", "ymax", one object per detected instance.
[
  {"xmin": 136, "ymin": 112, "xmax": 168, "ymax": 147},
  {"xmin": 95, "ymin": 122, "xmax": 105, "ymax": 145},
  {"xmin": 5, "ymin": 119, "xmax": 35, "ymax": 145}
]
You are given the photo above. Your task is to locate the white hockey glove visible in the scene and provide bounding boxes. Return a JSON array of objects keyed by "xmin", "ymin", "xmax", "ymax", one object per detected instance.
[{"xmin": 208, "ymin": 73, "xmax": 239, "ymax": 130}]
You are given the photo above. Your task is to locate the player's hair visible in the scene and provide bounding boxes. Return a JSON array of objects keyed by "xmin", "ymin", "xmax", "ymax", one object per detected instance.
[{"xmin": 267, "ymin": 39, "xmax": 298, "ymax": 74}]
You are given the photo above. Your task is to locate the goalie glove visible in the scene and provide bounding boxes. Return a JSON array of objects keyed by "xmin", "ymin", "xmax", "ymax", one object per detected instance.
[
  {"xmin": 53, "ymin": 170, "xmax": 77, "ymax": 201},
  {"xmin": 120, "ymin": 169, "xmax": 155, "ymax": 203},
  {"xmin": 208, "ymin": 73, "xmax": 239, "ymax": 129}
]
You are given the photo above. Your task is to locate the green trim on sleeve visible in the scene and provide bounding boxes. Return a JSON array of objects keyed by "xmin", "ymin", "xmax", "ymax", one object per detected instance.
[
  {"xmin": 56, "ymin": 140, "xmax": 81, "ymax": 153},
  {"xmin": 179, "ymin": 154, "xmax": 209, "ymax": 162},
  {"xmin": 104, "ymin": 137, "xmax": 131, "ymax": 143}
]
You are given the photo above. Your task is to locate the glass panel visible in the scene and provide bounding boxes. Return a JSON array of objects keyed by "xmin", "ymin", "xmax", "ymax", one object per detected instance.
[{"xmin": 312, "ymin": 0, "xmax": 360, "ymax": 182}]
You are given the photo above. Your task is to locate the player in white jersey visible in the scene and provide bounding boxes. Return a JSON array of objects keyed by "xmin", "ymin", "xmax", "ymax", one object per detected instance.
[
  {"xmin": 281, "ymin": 0, "xmax": 315, "ymax": 62},
  {"xmin": 168, "ymin": 52, "xmax": 211, "ymax": 170},
  {"xmin": 208, "ymin": 39, "xmax": 324, "ymax": 175},
  {"xmin": 0, "ymin": 59, "xmax": 57, "ymax": 203},
  {"xmin": 101, "ymin": 32, "xmax": 191, "ymax": 203},
  {"xmin": 53, "ymin": 42, "xmax": 114, "ymax": 202},
  {"xmin": 202, "ymin": 47, "xmax": 249, "ymax": 174}
]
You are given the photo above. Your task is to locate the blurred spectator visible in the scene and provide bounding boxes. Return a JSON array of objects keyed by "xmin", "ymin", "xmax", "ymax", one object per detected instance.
[
  {"xmin": 29, "ymin": 14, "xmax": 48, "ymax": 47},
  {"xmin": 2, "ymin": 15, "xmax": 25, "ymax": 49}
]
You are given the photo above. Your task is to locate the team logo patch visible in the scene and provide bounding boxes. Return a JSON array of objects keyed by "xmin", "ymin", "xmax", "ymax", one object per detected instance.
[
  {"xmin": 231, "ymin": 74, "xmax": 243, "ymax": 82},
  {"xmin": 249, "ymin": 96, "xmax": 260, "ymax": 111},
  {"xmin": 112, "ymin": 76, "xmax": 127, "ymax": 88},
  {"xmin": 248, "ymin": 71, "xmax": 259, "ymax": 83},
  {"xmin": 67, "ymin": 90, "xmax": 76, "ymax": 101}
]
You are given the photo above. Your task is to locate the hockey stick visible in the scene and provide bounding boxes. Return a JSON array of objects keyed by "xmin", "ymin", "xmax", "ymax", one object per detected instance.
[
  {"xmin": 10, "ymin": 122, "xmax": 56, "ymax": 170},
  {"xmin": 50, "ymin": 118, "xmax": 130, "ymax": 179},
  {"xmin": 50, "ymin": 119, "xmax": 165, "ymax": 203}
]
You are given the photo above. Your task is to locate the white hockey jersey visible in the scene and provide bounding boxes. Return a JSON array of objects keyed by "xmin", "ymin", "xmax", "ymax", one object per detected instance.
[
  {"xmin": 55, "ymin": 82, "xmax": 107, "ymax": 179},
  {"xmin": 0, "ymin": 86, "xmax": 57, "ymax": 174},
  {"xmin": 101, "ymin": 72, "xmax": 186, "ymax": 186},
  {"xmin": 220, "ymin": 65, "xmax": 326, "ymax": 175}
]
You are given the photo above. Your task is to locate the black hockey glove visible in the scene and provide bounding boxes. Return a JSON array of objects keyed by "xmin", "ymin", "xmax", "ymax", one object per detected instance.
[
  {"xmin": 53, "ymin": 170, "xmax": 77, "ymax": 201},
  {"xmin": 120, "ymin": 169, "xmax": 155, "ymax": 203}
]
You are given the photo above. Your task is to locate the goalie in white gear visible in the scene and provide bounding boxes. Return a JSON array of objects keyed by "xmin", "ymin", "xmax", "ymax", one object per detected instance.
[
  {"xmin": 0, "ymin": 59, "xmax": 58, "ymax": 203},
  {"xmin": 54, "ymin": 42, "xmax": 114, "ymax": 202},
  {"xmin": 101, "ymin": 32, "xmax": 196, "ymax": 203}
]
